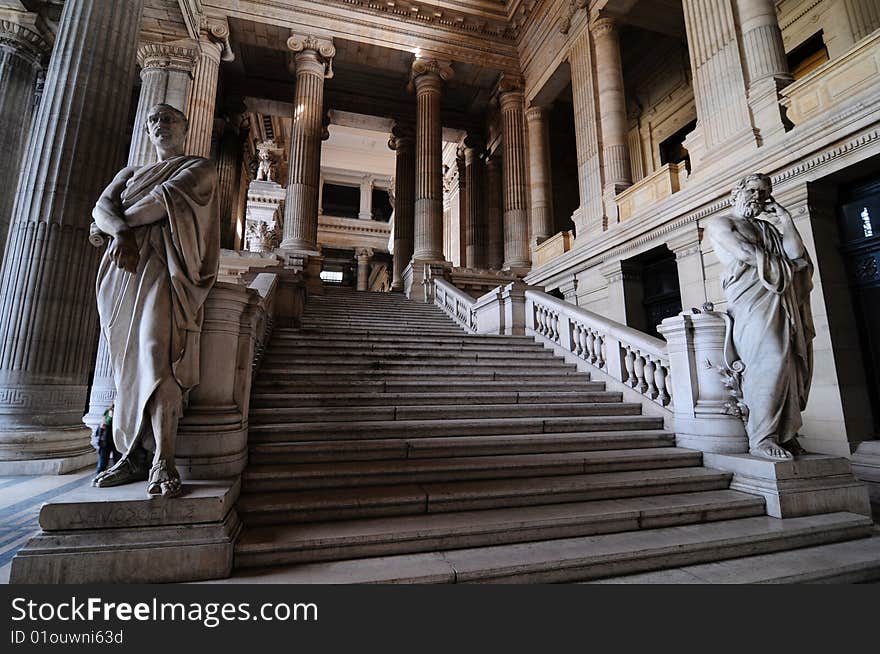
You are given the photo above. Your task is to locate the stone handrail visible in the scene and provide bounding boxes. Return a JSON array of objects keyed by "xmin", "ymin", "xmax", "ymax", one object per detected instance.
[
  {"xmin": 433, "ymin": 277, "xmax": 477, "ymax": 332},
  {"xmin": 525, "ymin": 290, "xmax": 672, "ymax": 408}
]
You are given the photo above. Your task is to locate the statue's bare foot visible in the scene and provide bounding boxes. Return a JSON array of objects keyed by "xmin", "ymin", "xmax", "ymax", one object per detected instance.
[
  {"xmin": 93, "ymin": 457, "xmax": 148, "ymax": 488},
  {"xmin": 147, "ymin": 460, "xmax": 182, "ymax": 498},
  {"xmin": 750, "ymin": 441, "xmax": 794, "ymax": 461},
  {"xmin": 782, "ymin": 437, "xmax": 808, "ymax": 456}
]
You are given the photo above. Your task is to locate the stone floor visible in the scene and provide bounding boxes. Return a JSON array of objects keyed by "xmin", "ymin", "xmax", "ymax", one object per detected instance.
[{"xmin": 0, "ymin": 466, "xmax": 95, "ymax": 583}]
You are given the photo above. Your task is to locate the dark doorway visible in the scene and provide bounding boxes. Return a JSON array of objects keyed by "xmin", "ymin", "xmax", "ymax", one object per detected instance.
[
  {"xmin": 323, "ymin": 183, "xmax": 360, "ymax": 219},
  {"xmin": 372, "ymin": 188, "xmax": 393, "ymax": 222},
  {"xmin": 549, "ymin": 88, "xmax": 580, "ymax": 237},
  {"xmin": 838, "ymin": 176, "xmax": 880, "ymax": 434},
  {"xmin": 659, "ymin": 119, "xmax": 697, "ymax": 173},
  {"xmin": 623, "ymin": 246, "xmax": 682, "ymax": 339}
]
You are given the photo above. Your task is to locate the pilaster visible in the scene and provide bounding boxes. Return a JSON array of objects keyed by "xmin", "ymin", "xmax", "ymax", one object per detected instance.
[{"xmin": 667, "ymin": 225, "xmax": 708, "ymax": 311}]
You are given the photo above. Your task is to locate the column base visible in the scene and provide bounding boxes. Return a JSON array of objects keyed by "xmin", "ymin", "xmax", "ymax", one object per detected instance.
[
  {"xmin": 9, "ymin": 479, "xmax": 240, "ymax": 583},
  {"xmin": 0, "ymin": 424, "xmax": 96, "ymax": 475},
  {"xmin": 851, "ymin": 441, "xmax": 880, "ymax": 521},
  {"xmin": 702, "ymin": 453, "xmax": 871, "ymax": 519},
  {"xmin": 0, "ymin": 450, "xmax": 96, "ymax": 476}
]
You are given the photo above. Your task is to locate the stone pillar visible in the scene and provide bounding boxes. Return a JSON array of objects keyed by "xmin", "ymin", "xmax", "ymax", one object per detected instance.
[
  {"xmin": 0, "ymin": 0, "xmax": 144, "ymax": 474},
  {"xmin": 281, "ymin": 33, "xmax": 335, "ymax": 254},
  {"xmin": 0, "ymin": 14, "xmax": 49, "ymax": 263},
  {"xmin": 668, "ymin": 226, "xmax": 708, "ymax": 311},
  {"xmin": 486, "ymin": 154, "xmax": 504, "ymax": 270},
  {"xmin": 525, "ymin": 104, "xmax": 554, "ymax": 249},
  {"xmin": 498, "ymin": 75, "xmax": 531, "ymax": 272},
  {"xmin": 359, "ymin": 176, "xmax": 373, "ymax": 220},
  {"xmin": 592, "ymin": 17, "xmax": 632, "ymax": 206},
  {"xmin": 455, "ymin": 145, "xmax": 468, "ymax": 266},
  {"xmin": 569, "ymin": 25, "xmax": 604, "ymax": 237},
  {"xmin": 184, "ymin": 20, "xmax": 229, "ymax": 158},
  {"xmin": 129, "ymin": 41, "xmax": 198, "ymax": 166},
  {"xmin": 464, "ymin": 136, "xmax": 486, "ymax": 268},
  {"xmin": 217, "ymin": 121, "xmax": 245, "ymax": 249},
  {"xmin": 682, "ymin": 0, "xmax": 757, "ymax": 169},
  {"xmin": 389, "ymin": 123, "xmax": 415, "ymax": 291},
  {"xmin": 356, "ymin": 248, "xmax": 373, "ymax": 291},
  {"xmin": 410, "ymin": 58, "xmax": 452, "ymax": 262},
  {"xmin": 734, "ymin": 0, "xmax": 792, "ymax": 144},
  {"xmin": 843, "ymin": 0, "xmax": 880, "ymax": 43}
]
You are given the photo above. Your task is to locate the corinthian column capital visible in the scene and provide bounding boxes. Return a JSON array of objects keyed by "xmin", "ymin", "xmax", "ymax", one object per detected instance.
[{"xmin": 0, "ymin": 17, "xmax": 50, "ymax": 62}]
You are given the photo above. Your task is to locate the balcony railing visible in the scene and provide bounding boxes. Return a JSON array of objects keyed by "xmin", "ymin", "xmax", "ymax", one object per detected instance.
[
  {"xmin": 534, "ymin": 230, "xmax": 573, "ymax": 267},
  {"xmin": 615, "ymin": 162, "xmax": 686, "ymax": 223}
]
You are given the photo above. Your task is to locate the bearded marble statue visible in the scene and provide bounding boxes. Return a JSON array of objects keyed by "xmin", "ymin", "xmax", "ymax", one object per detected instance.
[
  {"xmin": 90, "ymin": 104, "xmax": 219, "ymax": 497},
  {"xmin": 706, "ymin": 173, "xmax": 815, "ymax": 461}
]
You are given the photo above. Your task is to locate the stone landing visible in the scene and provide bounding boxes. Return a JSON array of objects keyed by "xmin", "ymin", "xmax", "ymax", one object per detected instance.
[{"xmin": 9, "ymin": 479, "xmax": 240, "ymax": 584}]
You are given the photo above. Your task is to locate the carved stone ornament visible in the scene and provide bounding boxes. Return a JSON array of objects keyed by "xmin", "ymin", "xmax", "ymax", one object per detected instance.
[
  {"xmin": 496, "ymin": 72, "xmax": 525, "ymax": 97},
  {"xmin": 409, "ymin": 58, "xmax": 454, "ymax": 85},
  {"xmin": 0, "ymin": 19, "xmax": 50, "ymax": 62},
  {"xmin": 137, "ymin": 41, "xmax": 199, "ymax": 73},
  {"xmin": 388, "ymin": 122, "xmax": 415, "ymax": 151},
  {"xmin": 287, "ymin": 33, "xmax": 337, "ymax": 61},
  {"xmin": 591, "ymin": 16, "xmax": 618, "ymax": 37}
]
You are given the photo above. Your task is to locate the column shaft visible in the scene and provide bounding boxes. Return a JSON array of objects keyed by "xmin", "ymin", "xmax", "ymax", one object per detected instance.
[
  {"xmin": 456, "ymin": 147, "xmax": 467, "ymax": 266},
  {"xmin": 390, "ymin": 128, "xmax": 415, "ymax": 291},
  {"xmin": 499, "ymin": 83, "xmax": 531, "ymax": 270},
  {"xmin": 844, "ymin": 0, "xmax": 880, "ymax": 42},
  {"xmin": 0, "ymin": 17, "xmax": 48, "ymax": 264},
  {"xmin": 356, "ymin": 248, "xmax": 373, "ymax": 291},
  {"xmin": 592, "ymin": 18, "xmax": 631, "ymax": 192},
  {"xmin": 464, "ymin": 141, "xmax": 486, "ymax": 268},
  {"xmin": 217, "ymin": 124, "xmax": 244, "ymax": 249},
  {"xmin": 0, "ymin": 0, "xmax": 144, "ymax": 467},
  {"xmin": 485, "ymin": 155, "xmax": 504, "ymax": 269},
  {"xmin": 184, "ymin": 37, "xmax": 221, "ymax": 158},
  {"xmin": 525, "ymin": 105, "xmax": 554, "ymax": 247},
  {"xmin": 282, "ymin": 38, "xmax": 333, "ymax": 253},
  {"xmin": 129, "ymin": 42, "xmax": 197, "ymax": 166},
  {"xmin": 359, "ymin": 177, "xmax": 373, "ymax": 220}
]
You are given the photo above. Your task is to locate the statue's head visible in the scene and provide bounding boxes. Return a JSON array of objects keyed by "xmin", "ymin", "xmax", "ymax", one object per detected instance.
[
  {"xmin": 146, "ymin": 104, "xmax": 189, "ymax": 152},
  {"xmin": 731, "ymin": 172, "xmax": 772, "ymax": 219}
]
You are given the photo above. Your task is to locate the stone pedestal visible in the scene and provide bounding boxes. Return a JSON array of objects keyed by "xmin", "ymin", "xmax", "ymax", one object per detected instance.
[
  {"xmin": 245, "ymin": 179, "xmax": 285, "ymax": 253},
  {"xmin": 703, "ymin": 453, "xmax": 871, "ymax": 519},
  {"xmin": 472, "ymin": 282, "xmax": 529, "ymax": 336},
  {"xmin": 405, "ymin": 259, "xmax": 449, "ymax": 302},
  {"xmin": 658, "ymin": 312, "xmax": 750, "ymax": 454},
  {"xmin": 389, "ymin": 124, "xmax": 415, "ymax": 291},
  {"xmin": 411, "ymin": 59, "xmax": 452, "ymax": 262},
  {"xmin": 0, "ymin": 12, "xmax": 49, "ymax": 262},
  {"xmin": 498, "ymin": 75, "xmax": 531, "ymax": 272},
  {"xmin": 851, "ymin": 441, "xmax": 880, "ymax": 520},
  {"xmin": 0, "ymin": 0, "xmax": 143, "ymax": 474},
  {"xmin": 9, "ymin": 479, "xmax": 240, "ymax": 583}
]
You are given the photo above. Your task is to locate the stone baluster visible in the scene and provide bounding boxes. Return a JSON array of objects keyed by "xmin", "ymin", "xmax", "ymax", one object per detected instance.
[
  {"xmin": 568, "ymin": 25, "xmax": 604, "ymax": 236},
  {"xmin": 734, "ymin": 0, "xmax": 792, "ymax": 143},
  {"xmin": 497, "ymin": 74, "xmax": 531, "ymax": 272},
  {"xmin": 411, "ymin": 58, "xmax": 452, "ymax": 262},
  {"xmin": 591, "ymin": 17, "xmax": 632, "ymax": 213},
  {"xmin": 0, "ymin": 0, "xmax": 144, "ymax": 474},
  {"xmin": 624, "ymin": 347, "xmax": 636, "ymax": 386},
  {"xmin": 356, "ymin": 247, "xmax": 373, "ymax": 291},
  {"xmin": 281, "ymin": 33, "xmax": 335, "ymax": 254},
  {"xmin": 644, "ymin": 358, "xmax": 658, "ymax": 399},
  {"xmin": 0, "ymin": 14, "xmax": 49, "ymax": 263},
  {"xmin": 525, "ymin": 104, "xmax": 554, "ymax": 248},
  {"xmin": 130, "ymin": 41, "xmax": 198, "ymax": 166},
  {"xmin": 389, "ymin": 123, "xmax": 415, "ymax": 292},
  {"xmin": 184, "ymin": 18, "xmax": 230, "ymax": 158},
  {"xmin": 485, "ymin": 154, "xmax": 504, "ymax": 269},
  {"xmin": 463, "ymin": 135, "xmax": 486, "ymax": 268}
]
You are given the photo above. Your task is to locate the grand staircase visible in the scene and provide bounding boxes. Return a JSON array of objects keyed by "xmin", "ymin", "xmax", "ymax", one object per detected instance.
[{"xmin": 229, "ymin": 286, "xmax": 880, "ymax": 583}]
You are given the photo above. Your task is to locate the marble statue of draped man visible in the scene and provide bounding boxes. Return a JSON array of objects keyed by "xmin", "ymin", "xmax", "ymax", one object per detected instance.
[
  {"xmin": 90, "ymin": 104, "xmax": 219, "ymax": 497},
  {"xmin": 706, "ymin": 173, "xmax": 815, "ymax": 461}
]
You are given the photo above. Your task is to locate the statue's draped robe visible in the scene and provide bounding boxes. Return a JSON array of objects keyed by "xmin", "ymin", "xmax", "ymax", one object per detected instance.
[
  {"xmin": 97, "ymin": 156, "xmax": 219, "ymax": 455},
  {"xmin": 723, "ymin": 217, "xmax": 815, "ymax": 449}
]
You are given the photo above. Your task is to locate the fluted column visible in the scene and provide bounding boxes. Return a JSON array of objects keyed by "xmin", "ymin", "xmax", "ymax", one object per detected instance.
[
  {"xmin": 486, "ymin": 154, "xmax": 504, "ymax": 269},
  {"xmin": 389, "ymin": 123, "xmax": 415, "ymax": 291},
  {"xmin": 281, "ymin": 34, "xmax": 335, "ymax": 253},
  {"xmin": 0, "ymin": 0, "xmax": 144, "ymax": 473},
  {"xmin": 455, "ymin": 145, "xmax": 467, "ymax": 266},
  {"xmin": 356, "ymin": 248, "xmax": 373, "ymax": 291},
  {"xmin": 498, "ymin": 75, "xmax": 531, "ymax": 271},
  {"xmin": 525, "ymin": 104, "xmax": 554, "ymax": 248},
  {"xmin": 217, "ymin": 120, "xmax": 245, "ymax": 249},
  {"xmin": 682, "ymin": 0, "xmax": 757, "ymax": 168},
  {"xmin": 592, "ymin": 17, "xmax": 631, "ymax": 203},
  {"xmin": 411, "ymin": 59, "xmax": 453, "ymax": 262},
  {"xmin": 129, "ymin": 41, "xmax": 198, "ymax": 166},
  {"xmin": 184, "ymin": 20, "xmax": 229, "ymax": 158},
  {"xmin": 735, "ymin": 0, "xmax": 792, "ymax": 143},
  {"xmin": 0, "ymin": 15, "xmax": 49, "ymax": 264},
  {"xmin": 464, "ymin": 136, "xmax": 486, "ymax": 268},
  {"xmin": 569, "ymin": 25, "xmax": 604, "ymax": 236},
  {"xmin": 844, "ymin": 0, "xmax": 880, "ymax": 42}
]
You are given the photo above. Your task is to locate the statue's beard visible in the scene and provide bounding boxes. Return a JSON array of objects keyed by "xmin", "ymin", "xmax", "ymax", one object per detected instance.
[{"xmin": 735, "ymin": 195, "xmax": 764, "ymax": 219}]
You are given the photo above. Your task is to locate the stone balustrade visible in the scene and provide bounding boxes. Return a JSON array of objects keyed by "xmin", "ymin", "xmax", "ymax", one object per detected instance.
[
  {"xmin": 780, "ymin": 29, "xmax": 880, "ymax": 127},
  {"xmin": 525, "ymin": 291, "xmax": 672, "ymax": 410},
  {"xmin": 533, "ymin": 230, "xmax": 572, "ymax": 267},
  {"xmin": 433, "ymin": 278, "xmax": 477, "ymax": 332},
  {"xmin": 615, "ymin": 162, "xmax": 687, "ymax": 223}
]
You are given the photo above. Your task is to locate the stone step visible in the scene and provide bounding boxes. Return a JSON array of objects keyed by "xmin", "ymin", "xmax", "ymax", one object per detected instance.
[
  {"xmin": 224, "ymin": 513, "xmax": 873, "ymax": 583},
  {"xmin": 295, "ymin": 326, "xmax": 465, "ymax": 336},
  {"xmin": 588, "ymin": 534, "xmax": 880, "ymax": 584},
  {"xmin": 251, "ymin": 380, "xmax": 601, "ymax": 394},
  {"xmin": 253, "ymin": 371, "xmax": 585, "ymax": 383},
  {"xmin": 236, "ymin": 466, "xmax": 730, "ymax": 524},
  {"xmin": 248, "ymin": 430, "xmax": 675, "ymax": 464},
  {"xmin": 266, "ymin": 342, "xmax": 550, "ymax": 354},
  {"xmin": 250, "ymin": 390, "xmax": 620, "ymax": 409},
  {"xmin": 242, "ymin": 447, "xmax": 702, "ymax": 492},
  {"xmin": 272, "ymin": 329, "xmax": 530, "ymax": 342},
  {"xmin": 258, "ymin": 358, "xmax": 573, "ymax": 373},
  {"xmin": 300, "ymin": 319, "xmax": 458, "ymax": 329},
  {"xmin": 234, "ymin": 490, "xmax": 766, "ymax": 568},
  {"xmin": 249, "ymin": 414, "xmax": 660, "ymax": 442},
  {"xmin": 249, "ymin": 402, "xmax": 639, "ymax": 425},
  {"xmin": 263, "ymin": 350, "xmax": 559, "ymax": 363}
]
